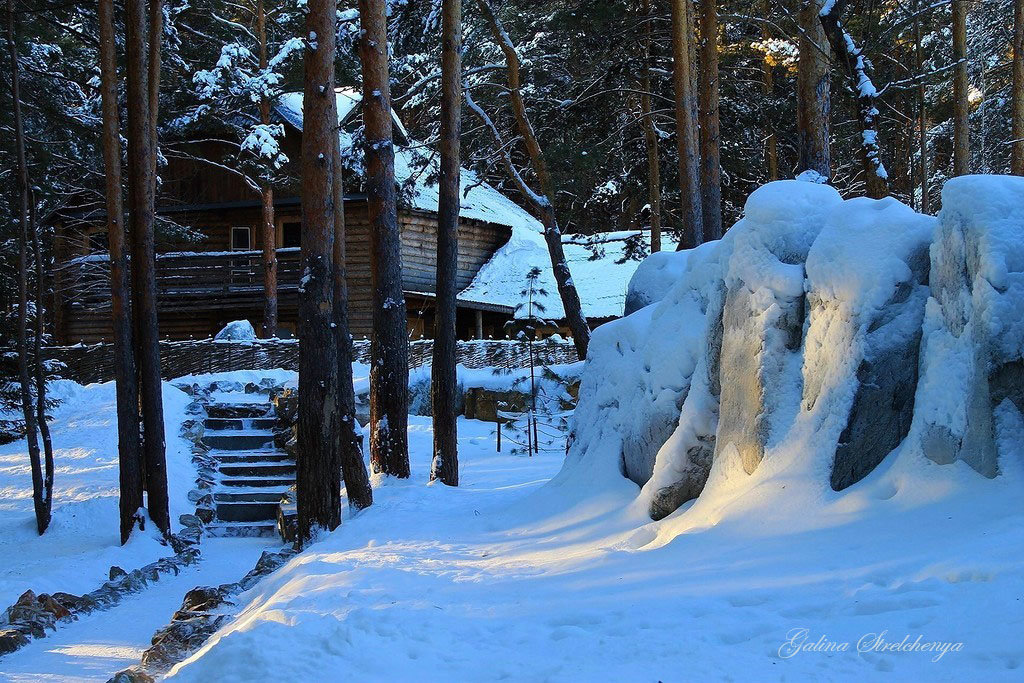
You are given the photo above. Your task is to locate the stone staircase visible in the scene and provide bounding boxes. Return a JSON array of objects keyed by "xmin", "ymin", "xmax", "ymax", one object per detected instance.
[{"xmin": 201, "ymin": 402, "xmax": 294, "ymax": 537}]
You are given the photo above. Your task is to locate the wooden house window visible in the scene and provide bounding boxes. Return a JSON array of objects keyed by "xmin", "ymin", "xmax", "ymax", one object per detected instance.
[
  {"xmin": 231, "ymin": 226, "xmax": 252, "ymax": 251},
  {"xmin": 281, "ymin": 221, "xmax": 301, "ymax": 249}
]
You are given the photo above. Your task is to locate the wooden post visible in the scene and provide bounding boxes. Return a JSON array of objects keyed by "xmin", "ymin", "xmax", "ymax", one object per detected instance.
[{"xmin": 475, "ymin": 309, "xmax": 484, "ymax": 339}]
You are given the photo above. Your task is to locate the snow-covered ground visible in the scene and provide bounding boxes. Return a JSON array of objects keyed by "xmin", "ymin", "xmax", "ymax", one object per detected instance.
[
  {"xmin": 0, "ymin": 537, "xmax": 274, "ymax": 682},
  {"xmin": 165, "ymin": 418, "xmax": 1024, "ymax": 680},
  {"xmin": 0, "ymin": 380, "xmax": 196, "ymax": 609}
]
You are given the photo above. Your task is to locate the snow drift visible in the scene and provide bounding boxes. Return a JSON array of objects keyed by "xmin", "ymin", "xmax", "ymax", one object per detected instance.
[{"xmin": 561, "ymin": 175, "xmax": 1024, "ymax": 520}]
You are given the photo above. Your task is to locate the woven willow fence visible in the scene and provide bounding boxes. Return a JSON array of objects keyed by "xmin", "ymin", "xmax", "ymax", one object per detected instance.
[{"xmin": 45, "ymin": 338, "xmax": 580, "ymax": 385}]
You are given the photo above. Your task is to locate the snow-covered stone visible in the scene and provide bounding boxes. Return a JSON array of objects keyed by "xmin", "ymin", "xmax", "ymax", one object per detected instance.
[
  {"xmin": 714, "ymin": 181, "xmax": 841, "ymax": 476},
  {"xmin": 802, "ymin": 197, "xmax": 934, "ymax": 490},
  {"xmin": 213, "ymin": 320, "xmax": 257, "ymax": 342},
  {"xmin": 914, "ymin": 175, "xmax": 1024, "ymax": 477}
]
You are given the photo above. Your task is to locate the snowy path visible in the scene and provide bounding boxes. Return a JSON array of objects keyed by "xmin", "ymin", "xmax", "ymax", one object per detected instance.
[{"xmin": 0, "ymin": 537, "xmax": 277, "ymax": 681}]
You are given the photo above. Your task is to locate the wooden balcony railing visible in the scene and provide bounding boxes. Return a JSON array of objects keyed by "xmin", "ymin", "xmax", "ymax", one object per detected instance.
[{"xmin": 59, "ymin": 248, "xmax": 303, "ymax": 311}]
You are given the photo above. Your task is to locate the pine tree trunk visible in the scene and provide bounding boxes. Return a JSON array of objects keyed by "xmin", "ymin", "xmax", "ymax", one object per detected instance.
[
  {"xmin": 698, "ymin": 0, "xmax": 722, "ymax": 240},
  {"xmin": 761, "ymin": 0, "xmax": 778, "ymax": 181},
  {"xmin": 1012, "ymin": 0, "xmax": 1024, "ymax": 175},
  {"xmin": 914, "ymin": 0, "xmax": 931, "ymax": 211},
  {"xmin": 297, "ymin": 0, "xmax": 343, "ymax": 540},
  {"xmin": 431, "ymin": 0, "xmax": 461, "ymax": 487},
  {"xmin": 474, "ymin": 0, "xmax": 592, "ymax": 359},
  {"xmin": 952, "ymin": 0, "xmax": 969, "ymax": 175},
  {"xmin": 333, "ymin": 125, "xmax": 373, "ymax": 510},
  {"xmin": 99, "ymin": 0, "xmax": 143, "ymax": 544},
  {"xmin": 670, "ymin": 0, "xmax": 702, "ymax": 247},
  {"xmin": 7, "ymin": 0, "xmax": 48, "ymax": 535},
  {"xmin": 820, "ymin": 0, "xmax": 889, "ymax": 198},
  {"xmin": 258, "ymin": 0, "xmax": 278, "ymax": 337},
  {"xmin": 30, "ymin": 206, "xmax": 54, "ymax": 527},
  {"xmin": 359, "ymin": 0, "xmax": 410, "ymax": 478},
  {"xmin": 126, "ymin": 0, "xmax": 169, "ymax": 533},
  {"xmin": 641, "ymin": 0, "xmax": 662, "ymax": 252},
  {"xmin": 797, "ymin": 0, "xmax": 831, "ymax": 179}
]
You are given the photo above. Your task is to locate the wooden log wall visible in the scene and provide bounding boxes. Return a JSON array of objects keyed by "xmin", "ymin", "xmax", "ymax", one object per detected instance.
[{"xmin": 56, "ymin": 200, "xmax": 512, "ymax": 343}]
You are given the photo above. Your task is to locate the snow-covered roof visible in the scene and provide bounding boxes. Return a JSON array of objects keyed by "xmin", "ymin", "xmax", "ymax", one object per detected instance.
[
  {"xmin": 272, "ymin": 89, "xmax": 542, "ymax": 235},
  {"xmin": 459, "ymin": 230, "xmax": 679, "ymax": 321},
  {"xmin": 274, "ymin": 88, "xmax": 410, "ymax": 142}
]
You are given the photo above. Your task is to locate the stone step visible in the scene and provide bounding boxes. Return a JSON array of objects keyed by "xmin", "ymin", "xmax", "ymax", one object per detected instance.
[
  {"xmin": 206, "ymin": 403, "xmax": 271, "ymax": 419},
  {"xmin": 218, "ymin": 475, "xmax": 296, "ymax": 488},
  {"xmin": 218, "ymin": 462, "xmax": 296, "ymax": 478},
  {"xmin": 213, "ymin": 484, "xmax": 292, "ymax": 495},
  {"xmin": 214, "ymin": 491, "xmax": 288, "ymax": 504},
  {"xmin": 204, "ymin": 417, "xmax": 277, "ymax": 431},
  {"xmin": 205, "ymin": 520, "xmax": 279, "ymax": 538},
  {"xmin": 202, "ymin": 433, "xmax": 276, "ymax": 450},
  {"xmin": 211, "ymin": 451, "xmax": 293, "ymax": 464},
  {"xmin": 215, "ymin": 500, "xmax": 280, "ymax": 522}
]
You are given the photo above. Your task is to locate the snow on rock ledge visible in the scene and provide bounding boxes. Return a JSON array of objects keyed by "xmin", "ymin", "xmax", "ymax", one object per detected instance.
[
  {"xmin": 562, "ymin": 176, "xmax": 1024, "ymax": 520},
  {"xmin": 915, "ymin": 175, "xmax": 1024, "ymax": 477}
]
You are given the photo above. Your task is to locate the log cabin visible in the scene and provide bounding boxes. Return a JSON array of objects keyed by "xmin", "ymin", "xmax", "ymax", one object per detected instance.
[
  {"xmin": 53, "ymin": 89, "xmax": 544, "ymax": 344},
  {"xmin": 53, "ymin": 89, "xmax": 672, "ymax": 345}
]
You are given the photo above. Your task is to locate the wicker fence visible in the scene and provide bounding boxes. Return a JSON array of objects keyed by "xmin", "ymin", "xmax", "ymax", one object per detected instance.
[{"xmin": 45, "ymin": 338, "xmax": 580, "ymax": 385}]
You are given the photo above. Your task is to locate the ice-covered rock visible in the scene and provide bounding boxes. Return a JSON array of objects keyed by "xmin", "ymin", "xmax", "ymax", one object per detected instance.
[
  {"xmin": 714, "ymin": 181, "xmax": 842, "ymax": 476},
  {"xmin": 562, "ymin": 175, "xmax": 1024, "ymax": 522},
  {"xmin": 566, "ymin": 240, "xmax": 726, "ymax": 487},
  {"xmin": 802, "ymin": 197, "xmax": 934, "ymax": 490},
  {"xmin": 214, "ymin": 320, "xmax": 257, "ymax": 341},
  {"xmin": 914, "ymin": 175, "xmax": 1024, "ymax": 477},
  {"xmin": 624, "ymin": 242, "xmax": 717, "ymax": 316}
]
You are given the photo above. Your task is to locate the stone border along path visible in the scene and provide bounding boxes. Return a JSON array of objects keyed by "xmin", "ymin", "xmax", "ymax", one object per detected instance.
[
  {"xmin": 0, "ymin": 535, "xmax": 201, "ymax": 659},
  {"xmin": 0, "ymin": 383, "xmax": 213, "ymax": 660},
  {"xmin": 108, "ymin": 546, "xmax": 297, "ymax": 682}
]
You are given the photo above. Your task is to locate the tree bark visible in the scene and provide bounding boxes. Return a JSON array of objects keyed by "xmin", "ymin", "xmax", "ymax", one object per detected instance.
[
  {"xmin": 297, "ymin": 0, "xmax": 343, "ymax": 540},
  {"xmin": 697, "ymin": 0, "xmax": 722, "ymax": 240},
  {"xmin": 30, "ymin": 204, "xmax": 54, "ymax": 532},
  {"xmin": 358, "ymin": 0, "xmax": 410, "ymax": 478},
  {"xmin": 951, "ymin": 0, "xmax": 969, "ymax": 176},
  {"xmin": 431, "ymin": 0, "xmax": 461, "ymax": 487},
  {"xmin": 670, "ymin": 0, "xmax": 702, "ymax": 247},
  {"xmin": 7, "ymin": 0, "xmax": 49, "ymax": 535},
  {"xmin": 126, "ymin": 0, "xmax": 170, "ymax": 533},
  {"xmin": 797, "ymin": 0, "xmax": 831, "ymax": 179},
  {"xmin": 820, "ymin": 0, "xmax": 889, "ymax": 198},
  {"xmin": 333, "ymin": 121, "xmax": 373, "ymax": 510},
  {"xmin": 98, "ymin": 0, "xmax": 143, "ymax": 545},
  {"xmin": 474, "ymin": 0, "xmax": 592, "ymax": 359},
  {"xmin": 761, "ymin": 0, "xmax": 778, "ymax": 181},
  {"xmin": 913, "ymin": 0, "xmax": 931, "ymax": 211},
  {"xmin": 148, "ymin": 0, "xmax": 161, "ymax": 178},
  {"xmin": 258, "ymin": 0, "xmax": 278, "ymax": 337},
  {"xmin": 1012, "ymin": 0, "xmax": 1024, "ymax": 175},
  {"xmin": 641, "ymin": 0, "xmax": 663, "ymax": 252}
]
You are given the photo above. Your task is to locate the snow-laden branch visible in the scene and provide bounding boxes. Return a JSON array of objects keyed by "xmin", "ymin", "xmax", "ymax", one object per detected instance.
[
  {"xmin": 464, "ymin": 88, "xmax": 548, "ymax": 211},
  {"xmin": 819, "ymin": 0, "xmax": 889, "ymax": 197}
]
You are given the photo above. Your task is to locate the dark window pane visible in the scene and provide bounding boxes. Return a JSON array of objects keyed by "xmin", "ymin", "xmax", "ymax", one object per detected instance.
[
  {"xmin": 232, "ymin": 227, "xmax": 251, "ymax": 250},
  {"xmin": 282, "ymin": 221, "xmax": 301, "ymax": 248}
]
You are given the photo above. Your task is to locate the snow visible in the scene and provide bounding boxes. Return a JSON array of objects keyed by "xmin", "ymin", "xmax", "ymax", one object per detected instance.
[
  {"xmin": 0, "ymin": 537, "xmax": 275, "ymax": 680},
  {"xmin": 213, "ymin": 319, "xmax": 258, "ymax": 342},
  {"xmin": 10, "ymin": 176, "xmax": 1024, "ymax": 679},
  {"xmin": 0, "ymin": 380, "xmax": 195, "ymax": 610},
  {"xmin": 166, "ymin": 411, "xmax": 1024, "ymax": 681},
  {"xmin": 461, "ymin": 229, "xmax": 680, "ymax": 321}
]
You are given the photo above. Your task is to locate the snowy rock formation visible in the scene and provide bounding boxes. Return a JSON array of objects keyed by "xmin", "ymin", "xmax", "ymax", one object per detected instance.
[
  {"xmin": 915, "ymin": 176, "xmax": 1024, "ymax": 478},
  {"xmin": 563, "ymin": 175, "xmax": 1024, "ymax": 520}
]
